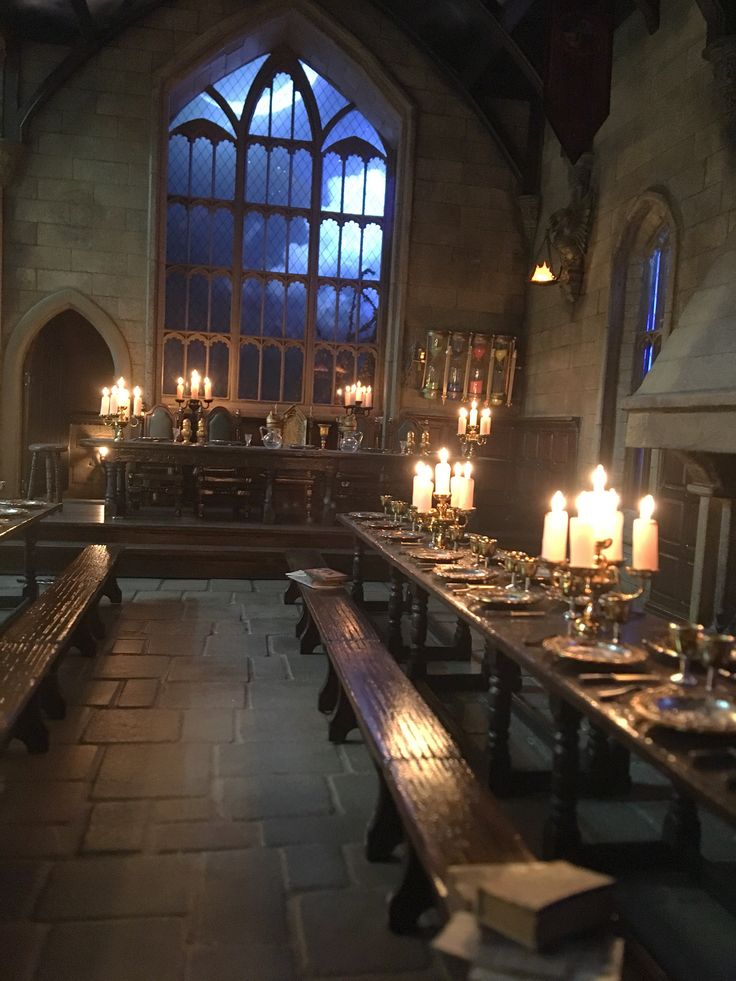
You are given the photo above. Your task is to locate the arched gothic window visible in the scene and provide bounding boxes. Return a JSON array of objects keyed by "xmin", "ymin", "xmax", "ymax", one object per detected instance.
[{"xmin": 160, "ymin": 50, "xmax": 391, "ymax": 408}]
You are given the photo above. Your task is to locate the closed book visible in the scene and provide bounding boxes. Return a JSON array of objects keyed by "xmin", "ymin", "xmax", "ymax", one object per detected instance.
[
  {"xmin": 451, "ymin": 861, "xmax": 614, "ymax": 951},
  {"xmin": 285, "ymin": 568, "xmax": 348, "ymax": 591}
]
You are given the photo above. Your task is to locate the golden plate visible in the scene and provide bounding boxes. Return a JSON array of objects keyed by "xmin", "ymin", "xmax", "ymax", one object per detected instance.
[
  {"xmin": 630, "ymin": 687, "xmax": 736, "ymax": 733},
  {"xmin": 466, "ymin": 585, "xmax": 537, "ymax": 607},
  {"xmin": 543, "ymin": 636, "xmax": 648, "ymax": 665},
  {"xmin": 407, "ymin": 548, "xmax": 458, "ymax": 563},
  {"xmin": 433, "ymin": 565, "xmax": 496, "ymax": 583}
]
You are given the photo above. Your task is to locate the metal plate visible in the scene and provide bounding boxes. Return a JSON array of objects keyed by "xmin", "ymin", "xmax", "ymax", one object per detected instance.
[
  {"xmin": 406, "ymin": 548, "xmax": 458, "ymax": 563},
  {"xmin": 348, "ymin": 512, "xmax": 385, "ymax": 520},
  {"xmin": 380, "ymin": 530, "xmax": 422, "ymax": 542},
  {"xmin": 0, "ymin": 507, "xmax": 29, "ymax": 517},
  {"xmin": 466, "ymin": 585, "xmax": 538, "ymax": 607},
  {"xmin": 543, "ymin": 636, "xmax": 648, "ymax": 665},
  {"xmin": 0, "ymin": 499, "xmax": 47, "ymax": 509},
  {"xmin": 630, "ymin": 688, "xmax": 736, "ymax": 733},
  {"xmin": 433, "ymin": 565, "xmax": 496, "ymax": 583}
]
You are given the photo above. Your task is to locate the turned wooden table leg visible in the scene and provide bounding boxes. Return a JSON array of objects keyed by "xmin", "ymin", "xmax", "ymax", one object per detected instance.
[
  {"xmin": 543, "ymin": 697, "xmax": 582, "ymax": 859},
  {"xmin": 453, "ymin": 618, "xmax": 472, "ymax": 658},
  {"xmin": 584, "ymin": 725, "xmax": 632, "ymax": 797},
  {"xmin": 663, "ymin": 791, "xmax": 701, "ymax": 865},
  {"xmin": 263, "ymin": 471, "xmax": 276, "ymax": 524},
  {"xmin": 486, "ymin": 641, "xmax": 518, "ymax": 796},
  {"xmin": 21, "ymin": 528, "xmax": 39, "ymax": 601},
  {"xmin": 387, "ymin": 567, "xmax": 405, "ymax": 658},
  {"xmin": 407, "ymin": 582, "xmax": 428, "ymax": 681},
  {"xmin": 350, "ymin": 538, "xmax": 364, "ymax": 604}
]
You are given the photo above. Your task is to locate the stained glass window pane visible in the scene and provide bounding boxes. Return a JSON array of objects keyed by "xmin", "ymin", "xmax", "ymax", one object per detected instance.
[
  {"xmin": 166, "ymin": 204, "xmax": 188, "ymax": 264},
  {"xmin": 263, "ymin": 280, "xmax": 285, "ymax": 338},
  {"xmin": 365, "ymin": 159, "xmax": 386, "ymax": 217},
  {"xmin": 312, "ymin": 347, "xmax": 334, "ymax": 404},
  {"xmin": 241, "ymin": 278, "xmax": 262, "ymax": 336},
  {"xmin": 212, "ymin": 209, "xmax": 233, "ymax": 267},
  {"xmin": 187, "ymin": 339, "xmax": 206, "ymax": 379},
  {"xmin": 168, "ymin": 135, "xmax": 189, "ymax": 196},
  {"xmin": 336, "ymin": 286, "xmax": 357, "ymax": 343},
  {"xmin": 285, "ymin": 283, "xmax": 306, "ymax": 340},
  {"xmin": 213, "ymin": 55, "xmax": 268, "ymax": 118},
  {"xmin": 267, "ymin": 146, "xmax": 290, "ymax": 205},
  {"xmin": 319, "ymin": 219, "xmax": 340, "ymax": 277},
  {"xmin": 340, "ymin": 222, "xmax": 361, "ymax": 280},
  {"xmin": 250, "ymin": 84, "xmax": 271, "ymax": 136},
  {"xmin": 189, "ymin": 206, "xmax": 210, "ymax": 264},
  {"xmin": 188, "ymin": 275, "xmax": 209, "ymax": 331},
  {"xmin": 265, "ymin": 214, "xmax": 287, "ymax": 272},
  {"xmin": 243, "ymin": 212, "xmax": 265, "ymax": 269},
  {"xmin": 358, "ymin": 288, "xmax": 379, "ymax": 343},
  {"xmin": 321, "ymin": 153, "xmax": 342, "ymax": 211},
  {"xmin": 293, "ymin": 95, "xmax": 311, "ymax": 141},
  {"xmin": 209, "ymin": 340, "xmax": 229, "ymax": 397},
  {"xmin": 301, "ymin": 63, "xmax": 350, "ymax": 127},
  {"xmin": 342, "ymin": 156, "xmax": 366, "ymax": 215},
  {"xmin": 287, "ymin": 217, "xmax": 309, "ymax": 275},
  {"xmin": 323, "ymin": 110, "xmax": 386, "ymax": 155},
  {"xmin": 190, "ymin": 138, "xmax": 213, "ymax": 197},
  {"xmin": 261, "ymin": 344, "xmax": 281, "ymax": 402},
  {"xmin": 291, "ymin": 149, "xmax": 312, "ymax": 209},
  {"xmin": 316, "ymin": 285, "xmax": 336, "ymax": 340},
  {"xmin": 362, "ymin": 224, "xmax": 383, "ymax": 279},
  {"xmin": 210, "ymin": 276, "xmax": 231, "ymax": 333},
  {"xmin": 163, "ymin": 337, "xmax": 184, "ymax": 394},
  {"xmin": 246, "ymin": 144, "xmax": 267, "ymax": 204},
  {"xmin": 284, "ymin": 346, "xmax": 304, "ymax": 403},
  {"xmin": 270, "ymin": 74, "xmax": 294, "ymax": 139},
  {"xmin": 165, "ymin": 272, "xmax": 186, "ymax": 329},
  {"xmin": 171, "ymin": 93, "xmax": 235, "ymax": 136},
  {"xmin": 238, "ymin": 343, "xmax": 259, "ymax": 400},
  {"xmin": 214, "ymin": 141, "xmax": 236, "ymax": 199}
]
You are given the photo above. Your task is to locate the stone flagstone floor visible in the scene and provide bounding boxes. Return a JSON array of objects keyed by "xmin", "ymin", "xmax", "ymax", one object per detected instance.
[{"xmin": 0, "ymin": 578, "xmax": 452, "ymax": 981}]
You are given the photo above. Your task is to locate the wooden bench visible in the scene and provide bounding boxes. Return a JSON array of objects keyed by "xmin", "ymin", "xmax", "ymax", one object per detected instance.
[
  {"xmin": 0, "ymin": 544, "xmax": 122, "ymax": 753},
  {"xmin": 292, "ymin": 579, "xmax": 533, "ymax": 933}
]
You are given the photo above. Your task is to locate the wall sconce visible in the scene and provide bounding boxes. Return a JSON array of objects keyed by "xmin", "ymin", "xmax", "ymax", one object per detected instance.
[{"xmin": 530, "ymin": 231, "xmax": 559, "ymax": 284}]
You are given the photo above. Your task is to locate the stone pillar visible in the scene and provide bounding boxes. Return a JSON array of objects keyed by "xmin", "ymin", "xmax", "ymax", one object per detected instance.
[
  {"xmin": 687, "ymin": 482, "xmax": 731, "ymax": 626},
  {"xmin": 705, "ymin": 36, "xmax": 736, "ymax": 142},
  {"xmin": 0, "ymin": 140, "xmax": 25, "ymax": 489}
]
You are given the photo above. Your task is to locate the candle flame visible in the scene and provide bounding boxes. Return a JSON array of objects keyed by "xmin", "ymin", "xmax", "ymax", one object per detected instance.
[
  {"xmin": 191, "ymin": 370, "xmax": 200, "ymax": 383},
  {"xmin": 102, "ymin": 387, "xmax": 109, "ymax": 396},
  {"xmin": 453, "ymin": 463, "xmax": 463, "ymax": 477},
  {"xmin": 415, "ymin": 462, "xmax": 424, "ymax": 476},
  {"xmin": 133, "ymin": 386, "xmax": 141, "ymax": 396},
  {"xmin": 459, "ymin": 407, "xmax": 468, "ymax": 418},
  {"xmin": 463, "ymin": 462, "xmax": 472, "ymax": 479},
  {"xmin": 177, "ymin": 377, "xmax": 184, "ymax": 385},
  {"xmin": 471, "ymin": 400, "xmax": 477, "ymax": 410},
  {"xmin": 439, "ymin": 448, "xmax": 449, "ymax": 464},
  {"xmin": 481, "ymin": 407, "xmax": 491, "ymax": 418},
  {"xmin": 98, "ymin": 446, "xmax": 109, "ymax": 458},
  {"xmin": 203, "ymin": 377, "xmax": 210, "ymax": 385},
  {"xmin": 551, "ymin": 490, "xmax": 566, "ymax": 512},
  {"xmin": 117, "ymin": 377, "xmax": 125, "ymax": 388},
  {"xmin": 530, "ymin": 260, "xmax": 557, "ymax": 284},
  {"xmin": 640, "ymin": 494, "xmax": 655, "ymax": 521},
  {"xmin": 591, "ymin": 465, "xmax": 607, "ymax": 493}
]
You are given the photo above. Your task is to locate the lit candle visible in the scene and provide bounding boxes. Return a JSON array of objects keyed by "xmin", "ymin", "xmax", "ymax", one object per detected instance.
[
  {"xmin": 190, "ymin": 370, "xmax": 200, "ymax": 399},
  {"xmin": 336, "ymin": 388, "xmax": 343, "ymax": 405},
  {"xmin": 569, "ymin": 514, "xmax": 596, "ymax": 569},
  {"xmin": 541, "ymin": 491, "xmax": 569, "ymax": 563},
  {"xmin": 109, "ymin": 385, "xmax": 118, "ymax": 415},
  {"xmin": 100, "ymin": 387, "xmax": 110, "ymax": 416},
  {"xmin": 461, "ymin": 461, "xmax": 474, "ymax": 509},
  {"xmin": 450, "ymin": 463, "xmax": 464, "ymax": 508},
  {"xmin": 364, "ymin": 386, "xmax": 372, "ymax": 408},
  {"xmin": 480, "ymin": 407, "xmax": 491, "ymax": 437},
  {"xmin": 412, "ymin": 462, "xmax": 434, "ymax": 513},
  {"xmin": 176, "ymin": 377, "xmax": 184, "ymax": 400},
  {"xmin": 355, "ymin": 382, "xmax": 363, "ymax": 405},
  {"xmin": 602, "ymin": 507, "xmax": 624, "ymax": 563},
  {"xmin": 435, "ymin": 448, "xmax": 451, "ymax": 496},
  {"xmin": 632, "ymin": 495, "xmax": 659, "ymax": 571},
  {"xmin": 204, "ymin": 376, "xmax": 212, "ymax": 400},
  {"xmin": 119, "ymin": 383, "xmax": 130, "ymax": 421},
  {"xmin": 469, "ymin": 400, "xmax": 478, "ymax": 429},
  {"xmin": 458, "ymin": 407, "xmax": 468, "ymax": 436},
  {"xmin": 132, "ymin": 386, "xmax": 143, "ymax": 417}
]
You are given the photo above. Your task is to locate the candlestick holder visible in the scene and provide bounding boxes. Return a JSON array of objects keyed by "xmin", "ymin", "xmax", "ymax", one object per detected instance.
[
  {"xmin": 429, "ymin": 493, "xmax": 455, "ymax": 549},
  {"xmin": 419, "ymin": 420, "xmax": 432, "ymax": 457},
  {"xmin": 457, "ymin": 426, "xmax": 487, "ymax": 459},
  {"xmin": 175, "ymin": 397, "xmax": 212, "ymax": 443},
  {"xmin": 101, "ymin": 409, "xmax": 140, "ymax": 441},
  {"xmin": 569, "ymin": 541, "xmax": 653, "ymax": 638}
]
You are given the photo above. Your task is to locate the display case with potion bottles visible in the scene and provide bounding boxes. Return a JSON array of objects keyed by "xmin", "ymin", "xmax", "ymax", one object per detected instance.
[{"xmin": 421, "ymin": 331, "xmax": 447, "ymax": 400}]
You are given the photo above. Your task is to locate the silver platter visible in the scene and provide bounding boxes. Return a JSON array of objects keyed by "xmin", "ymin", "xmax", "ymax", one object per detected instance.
[
  {"xmin": 433, "ymin": 565, "xmax": 495, "ymax": 583},
  {"xmin": 0, "ymin": 507, "xmax": 29, "ymax": 518},
  {"xmin": 543, "ymin": 636, "xmax": 648, "ymax": 665},
  {"xmin": 466, "ymin": 585, "xmax": 537, "ymax": 607},
  {"xmin": 630, "ymin": 687, "xmax": 736, "ymax": 733},
  {"xmin": 348, "ymin": 512, "xmax": 384, "ymax": 520},
  {"xmin": 407, "ymin": 548, "xmax": 458, "ymax": 563}
]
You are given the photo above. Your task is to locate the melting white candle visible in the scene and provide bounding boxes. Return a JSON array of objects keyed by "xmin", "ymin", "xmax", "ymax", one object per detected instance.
[
  {"xmin": 132, "ymin": 386, "xmax": 143, "ymax": 417},
  {"xmin": 480, "ymin": 407, "xmax": 491, "ymax": 436},
  {"xmin": 461, "ymin": 461, "xmax": 474, "ymax": 509},
  {"xmin": 190, "ymin": 370, "xmax": 200, "ymax": 399},
  {"xmin": 435, "ymin": 448, "xmax": 451, "ymax": 496},
  {"xmin": 109, "ymin": 385, "xmax": 118, "ymax": 415},
  {"xmin": 458, "ymin": 407, "xmax": 468, "ymax": 436},
  {"xmin": 469, "ymin": 400, "xmax": 478, "ymax": 429},
  {"xmin": 176, "ymin": 377, "xmax": 184, "ymax": 400},
  {"xmin": 204, "ymin": 377, "xmax": 212, "ymax": 400},
  {"xmin": 100, "ymin": 387, "xmax": 110, "ymax": 416},
  {"xmin": 632, "ymin": 494, "xmax": 659, "ymax": 571},
  {"xmin": 450, "ymin": 463, "xmax": 464, "ymax": 508},
  {"xmin": 412, "ymin": 462, "xmax": 434, "ymax": 512},
  {"xmin": 541, "ymin": 491, "xmax": 569, "ymax": 563}
]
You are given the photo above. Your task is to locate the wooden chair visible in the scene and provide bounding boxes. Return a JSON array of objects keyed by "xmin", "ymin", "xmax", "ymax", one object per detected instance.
[
  {"xmin": 195, "ymin": 408, "xmax": 260, "ymax": 519},
  {"xmin": 126, "ymin": 405, "xmax": 183, "ymax": 516}
]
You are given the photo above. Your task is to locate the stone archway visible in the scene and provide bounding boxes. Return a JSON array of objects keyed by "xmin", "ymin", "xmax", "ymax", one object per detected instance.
[{"xmin": 1, "ymin": 289, "xmax": 132, "ymax": 494}]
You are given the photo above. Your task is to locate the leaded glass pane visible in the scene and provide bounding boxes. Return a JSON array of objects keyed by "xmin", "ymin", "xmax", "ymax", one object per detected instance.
[
  {"xmin": 293, "ymin": 94, "xmax": 311, "ymax": 141},
  {"xmin": 209, "ymin": 340, "xmax": 230, "ymax": 397},
  {"xmin": 189, "ymin": 205, "xmax": 210, "ymax": 264},
  {"xmin": 319, "ymin": 219, "xmax": 340, "ymax": 277},
  {"xmin": 187, "ymin": 338, "xmax": 206, "ymax": 379},
  {"xmin": 162, "ymin": 337, "xmax": 184, "ymax": 393},
  {"xmin": 267, "ymin": 146, "xmax": 290, "ymax": 205},
  {"xmin": 241, "ymin": 278, "xmax": 262, "ymax": 336},
  {"xmin": 287, "ymin": 217, "xmax": 309, "ymax": 275},
  {"xmin": 284, "ymin": 346, "xmax": 304, "ymax": 403},
  {"xmin": 365, "ymin": 158, "xmax": 386, "ymax": 217},
  {"xmin": 340, "ymin": 221, "xmax": 361, "ymax": 280},
  {"xmin": 323, "ymin": 109, "xmax": 386, "ymax": 155},
  {"xmin": 213, "ymin": 141, "xmax": 236, "ymax": 200},
  {"xmin": 238, "ymin": 343, "xmax": 259, "ymax": 400},
  {"xmin": 246, "ymin": 144, "xmax": 267, "ymax": 204},
  {"xmin": 263, "ymin": 279, "xmax": 285, "ymax": 338},
  {"xmin": 316, "ymin": 285, "xmax": 336, "ymax": 340},
  {"xmin": 337, "ymin": 286, "xmax": 357, "ymax": 343},
  {"xmin": 250, "ymin": 84, "xmax": 271, "ymax": 136},
  {"xmin": 301, "ymin": 63, "xmax": 350, "ymax": 127},
  {"xmin": 210, "ymin": 276, "xmax": 231, "ymax": 333},
  {"xmin": 357, "ymin": 349, "xmax": 376, "ymax": 387},
  {"xmin": 291, "ymin": 149, "xmax": 312, "ymax": 208},
  {"xmin": 211, "ymin": 209, "xmax": 233, "ymax": 267},
  {"xmin": 261, "ymin": 344, "xmax": 281, "ymax": 402},
  {"xmin": 243, "ymin": 212, "xmax": 265, "ymax": 269},
  {"xmin": 362, "ymin": 224, "xmax": 382, "ymax": 279},
  {"xmin": 358, "ymin": 288, "xmax": 379, "ymax": 343},
  {"xmin": 213, "ymin": 55, "xmax": 268, "ymax": 118},
  {"xmin": 166, "ymin": 204, "xmax": 188, "ymax": 264},
  {"xmin": 168, "ymin": 135, "xmax": 189, "ymax": 196},
  {"xmin": 312, "ymin": 347, "xmax": 334, "ymax": 404},
  {"xmin": 342, "ymin": 156, "xmax": 366, "ymax": 215},
  {"xmin": 265, "ymin": 214, "xmax": 287, "ymax": 272},
  {"xmin": 190, "ymin": 138, "xmax": 213, "ymax": 197},
  {"xmin": 321, "ymin": 153, "xmax": 342, "ymax": 212},
  {"xmin": 171, "ymin": 93, "xmax": 235, "ymax": 136},
  {"xmin": 285, "ymin": 283, "xmax": 306, "ymax": 340},
  {"xmin": 270, "ymin": 74, "xmax": 294, "ymax": 139},
  {"xmin": 335, "ymin": 348, "xmax": 355, "ymax": 393},
  {"xmin": 165, "ymin": 272, "xmax": 186, "ymax": 329},
  {"xmin": 188, "ymin": 275, "xmax": 209, "ymax": 331}
]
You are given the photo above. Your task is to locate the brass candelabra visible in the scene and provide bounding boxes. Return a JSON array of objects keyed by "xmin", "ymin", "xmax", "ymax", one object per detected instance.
[
  {"xmin": 175, "ymin": 397, "xmax": 212, "ymax": 443},
  {"xmin": 458, "ymin": 426, "xmax": 486, "ymax": 459}
]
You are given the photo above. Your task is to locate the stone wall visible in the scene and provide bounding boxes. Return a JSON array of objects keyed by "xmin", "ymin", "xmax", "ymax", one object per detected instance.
[
  {"xmin": 523, "ymin": 0, "xmax": 735, "ymax": 479},
  {"xmin": 0, "ymin": 0, "xmax": 525, "ymax": 477}
]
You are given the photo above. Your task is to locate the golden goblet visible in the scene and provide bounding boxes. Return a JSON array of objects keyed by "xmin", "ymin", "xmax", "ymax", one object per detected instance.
[
  {"xmin": 598, "ymin": 591, "xmax": 633, "ymax": 646},
  {"xmin": 698, "ymin": 633, "xmax": 735, "ymax": 696},
  {"xmin": 668, "ymin": 622, "xmax": 703, "ymax": 688},
  {"xmin": 380, "ymin": 494, "xmax": 393, "ymax": 517}
]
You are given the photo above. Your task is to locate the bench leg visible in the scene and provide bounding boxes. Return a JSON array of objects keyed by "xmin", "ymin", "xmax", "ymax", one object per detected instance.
[
  {"xmin": 328, "ymin": 684, "xmax": 357, "ymax": 743},
  {"xmin": 318, "ymin": 660, "xmax": 339, "ymax": 715},
  {"xmin": 284, "ymin": 580, "xmax": 300, "ymax": 605},
  {"xmin": 71, "ymin": 620, "xmax": 97, "ymax": 658},
  {"xmin": 366, "ymin": 769, "xmax": 404, "ymax": 862},
  {"xmin": 542, "ymin": 697, "xmax": 582, "ymax": 859},
  {"xmin": 89, "ymin": 604, "xmax": 106, "ymax": 640},
  {"xmin": 295, "ymin": 606, "xmax": 309, "ymax": 638},
  {"xmin": 300, "ymin": 618, "xmax": 321, "ymax": 656},
  {"xmin": 407, "ymin": 583, "xmax": 428, "ymax": 681},
  {"xmin": 388, "ymin": 844, "xmax": 436, "ymax": 935},
  {"xmin": 13, "ymin": 694, "xmax": 50, "ymax": 753},
  {"xmin": 387, "ymin": 568, "xmax": 405, "ymax": 659},
  {"xmin": 103, "ymin": 577, "xmax": 123, "ymax": 605},
  {"xmin": 486, "ymin": 642, "xmax": 517, "ymax": 797},
  {"xmin": 39, "ymin": 670, "xmax": 66, "ymax": 721},
  {"xmin": 584, "ymin": 725, "xmax": 631, "ymax": 797},
  {"xmin": 662, "ymin": 792, "xmax": 701, "ymax": 866},
  {"xmin": 350, "ymin": 538, "xmax": 364, "ymax": 604}
]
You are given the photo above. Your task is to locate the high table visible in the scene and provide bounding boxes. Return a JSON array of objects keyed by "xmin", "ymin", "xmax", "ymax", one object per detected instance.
[
  {"xmin": 340, "ymin": 513, "xmax": 736, "ymax": 860},
  {"xmin": 0, "ymin": 501, "xmax": 62, "ymax": 605},
  {"xmin": 81, "ymin": 439, "xmax": 412, "ymax": 522}
]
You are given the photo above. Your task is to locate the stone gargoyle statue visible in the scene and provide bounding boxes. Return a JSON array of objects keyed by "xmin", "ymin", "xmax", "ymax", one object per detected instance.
[{"xmin": 547, "ymin": 152, "xmax": 596, "ymax": 304}]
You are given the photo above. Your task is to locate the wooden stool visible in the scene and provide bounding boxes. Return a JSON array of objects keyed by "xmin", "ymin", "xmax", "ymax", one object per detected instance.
[{"xmin": 27, "ymin": 443, "xmax": 66, "ymax": 503}]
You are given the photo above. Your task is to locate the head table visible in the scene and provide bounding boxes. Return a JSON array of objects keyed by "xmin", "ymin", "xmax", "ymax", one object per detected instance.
[{"xmin": 339, "ymin": 513, "xmax": 736, "ymax": 861}]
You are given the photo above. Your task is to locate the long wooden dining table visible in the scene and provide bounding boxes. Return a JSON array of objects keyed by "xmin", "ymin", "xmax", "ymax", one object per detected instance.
[
  {"xmin": 339, "ymin": 513, "xmax": 736, "ymax": 861},
  {"xmin": 0, "ymin": 501, "xmax": 61, "ymax": 606}
]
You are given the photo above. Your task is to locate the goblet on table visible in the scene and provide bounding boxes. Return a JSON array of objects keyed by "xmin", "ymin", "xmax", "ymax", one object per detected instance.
[
  {"xmin": 318, "ymin": 423, "xmax": 331, "ymax": 450},
  {"xmin": 380, "ymin": 494, "xmax": 393, "ymax": 517},
  {"xmin": 698, "ymin": 633, "xmax": 735, "ymax": 698},
  {"xmin": 668, "ymin": 622, "xmax": 703, "ymax": 688},
  {"xmin": 598, "ymin": 591, "xmax": 634, "ymax": 645}
]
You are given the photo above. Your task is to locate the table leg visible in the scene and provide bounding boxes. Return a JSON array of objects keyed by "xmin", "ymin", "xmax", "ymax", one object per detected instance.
[
  {"xmin": 486, "ymin": 641, "xmax": 517, "ymax": 796},
  {"xmin": 453, "ymin": 618, "xmax": 472, "ymax": 658},
  {"xmin": 305, "ymin": 471, "xmax": 314, "ymax": 525},
  {"xmin": 407, "ymin": 582, "xmax": 428, "ymax": 681},
  {"xmin": 22, "ymin": 528, "xmax": 39, "ymax": 601},
  {"xmin": 366, "ymin": 768, "xmax": 404, "ymax": 862},
  {"xmin": 387, "ymin": 567, "xmax": 405, "ymax": 658},
  {"xmin": 584, "ymin": 725, "xmax": 632, "ymax": 796},
  {"xmin": 321, "ymin": 469, "xmax": 335, "ymax": 526},
  {"xmin": 350, "ymin": 538, "xmax": 364, "ymax": 604},
  {"xmin": 103, "ymin": 461, "xmax": 117, "ymax": 518},
  {"xmin": 115, "ymin": 462, "xmax": 127, "ymax": 517},
  {"xmin": 662, "ymin": 792, "xmax": 701, "ymax": 865},
  {"xmin": 543, "ymin": 697, "xmax": 582, "ymax": 859}
]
